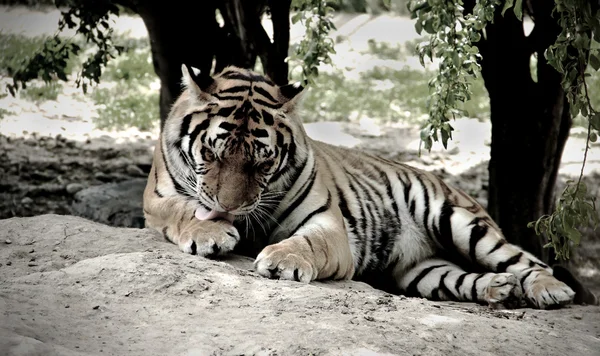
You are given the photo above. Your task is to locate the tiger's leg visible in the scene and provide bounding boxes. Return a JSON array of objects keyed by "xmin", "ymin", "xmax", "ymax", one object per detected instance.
[
  {"xmin": 253, "ymin": 210, "xmax": 355, "ymax": 283},
  {"xmin": 397, "ymin": 258, "xmax": 524, "ymax": 309},
  {"xmin": 436, "ymin": 205, "xmax": 575, "ymax": 309},
  {"xmin": 143, "ymin": 165, "xmax": 240, "ymax": 257}
]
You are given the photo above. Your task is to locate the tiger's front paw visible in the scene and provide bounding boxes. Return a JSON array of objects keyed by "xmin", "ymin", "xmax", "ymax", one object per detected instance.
[
  {"xmin": 178, "ymin": 219, "xmax": 239, "ymax": 257},
  {"xmin": 524, "ymin": 272, "xmax": 575, "ymax": 309},
  {"xmin": 254, "ymin": 241, "xmax": 316, "ymax": 283}
]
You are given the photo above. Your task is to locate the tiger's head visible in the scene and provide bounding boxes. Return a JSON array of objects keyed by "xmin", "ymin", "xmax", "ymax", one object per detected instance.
[{"xmin": 162, "ymin": 64, "xmax": 307, "ymax": 217}]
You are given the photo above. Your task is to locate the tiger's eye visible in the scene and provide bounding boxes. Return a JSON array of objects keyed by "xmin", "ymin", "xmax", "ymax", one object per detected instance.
[
  {"xmin": 203, "ymin": 149, "xmax": 216, "ymax": 162},
  {"xmin": 260, "ymin": 161, "xmax": 274, "ymax": 173}
]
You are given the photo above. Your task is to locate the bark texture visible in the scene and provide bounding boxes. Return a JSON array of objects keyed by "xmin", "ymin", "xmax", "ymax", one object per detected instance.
[
  {"xmin": 129, "ymin": 0, "xmax": 291, "ymax": 127},
  {"xmin": 472, "ymin": 1, "xmax": 572, "ymax": 262}
]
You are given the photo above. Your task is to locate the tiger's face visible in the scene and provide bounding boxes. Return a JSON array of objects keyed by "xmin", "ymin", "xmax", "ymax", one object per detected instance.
[{"xmin": 163, "ymin": 65, "xmax": 306, "ymax": 216}]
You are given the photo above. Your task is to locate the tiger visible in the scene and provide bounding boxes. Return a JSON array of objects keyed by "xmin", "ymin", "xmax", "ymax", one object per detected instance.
[{"xmin": 143, "ymin": 64, "xmax": 597, "ymax": 310}]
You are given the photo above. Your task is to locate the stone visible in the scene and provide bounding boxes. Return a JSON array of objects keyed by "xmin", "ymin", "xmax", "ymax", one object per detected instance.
[
  {"xmin": 66, "ymin": 183, "xmax": 85, "ymax": 195},
  {"xmin": 125, "ymin": 164, "xmax": 145, "ymax": 177},
  {"xmin": 71, "ymin": 178, "xmax": 147, "ymax": 228},
  {"xmin": 0, "ymin": 214, "xmax": 598, "ymax": 356}
]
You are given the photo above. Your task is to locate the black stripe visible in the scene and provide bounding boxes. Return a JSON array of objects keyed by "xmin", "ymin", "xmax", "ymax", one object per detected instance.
[
  {"xmin": 262, "ymin": 110, "xmax": 274, "ymax": 125},
  {"xmin": 455, "ymin": 273, "xmax": 467, "ymax": 297},
  {"xmin": 276, "ymin": 167, "xmax": 317, "ymax": 226},
  {"xmin": 160, "ymin": 141, "xmax": 192, "ymax": 198},
  {"xmin": 405, "ymin": 264, "xmax": 447, "ymax": 297},
  {"xmin": 180, "ymin": 114, "xmax": 193, "ymax": 138},
  {"xmin": 397, "ymin": 172, "xmax": 412, "ymax": 205},
  {"xmin": 439, "ymin": 271, "xmax": 459, "ymax": 302},
  {"xmin": 219, "ymin": 122, "xmax": 237, "ymax": 131},
  {"xmin": 275, "ymin": 131, "xmax": 284, "ymax": 146},
  {"xmin": 221, "ymin": 85, "xmax": 250, "ymax": 94},
  {"xmin": 212, "ymin": 106, "xmax": 237, "ymax": 118},
  {"xmin": 409, "ymin": 199, "xmax": 416, "ymax": 217},
  {"xmin": 153, "ymin": 168, "xmax": 164, "ymax": 198},
  {"xmin": 253, "ymin": 86, "xmax": 277, "ymax": 103},
  {"xmin": 487, "ymin": 240, "xmax": 505, "ymax": 255},
  {"xmin": 415, "ymin": 175, "xmax": 433, "ymax": 240},
  {"xmin": 290, "ymin": 192, "xmax": 332, "ymax": 236},
  {"xmin": 471, "ymin": 273, "xmax": 486, "ymax": 302},
  {"xmin": 519, "ymin": 269, "xmax": 534, "ymax": 286},
  {"xmin": 211, "ymin": 93, "xmax": 245, "ymax": 101},
  {"xmin": 215, "ymin": 132, "xmax": 230, "ymax": 140},
  {"xmin": 344, "ymin": 172, "xmax": 370, "ymax": 270},
  {"xmin": 336, "ymin": 185, "xmax": 361, "ymax": 262},
  {"xmin": 371, "ymin": 165, "xmax": 399, "ymax": 218},
  {"xmin": 436, "ymin": 201, "xmax": 455, "ymax": 251},
  {"xmin": 254, "ymin": 98, "xmax": 282, "ymax": 109},
  {"xmin": 251, "ymin": 128, "xmax": 269, "ymax": 138},
  {"xmin": 220, "ymin": 72, "xmax": 252, "ymax": 81},
  {"xmin": 468, "ymin": 218, "xmax": 489, "ymax": 262},
  {"xmin": 496, "ymin": 252, "xmax": 523, "ymax": 272}
]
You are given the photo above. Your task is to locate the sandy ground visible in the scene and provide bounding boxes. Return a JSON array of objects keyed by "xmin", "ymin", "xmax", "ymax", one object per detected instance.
[{"xmin": 1, "ymin": 214, "xmax": 599, "ymax": 356}]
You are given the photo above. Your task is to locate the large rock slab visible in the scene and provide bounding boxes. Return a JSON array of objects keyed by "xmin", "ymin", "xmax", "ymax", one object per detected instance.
[
  {"xmin": 0, "ymin": 214, "xmax": 599, "ymax": 356},
  {"xmin": 70, "ymin": 179, "xmax": 147, "ymax": 228}
]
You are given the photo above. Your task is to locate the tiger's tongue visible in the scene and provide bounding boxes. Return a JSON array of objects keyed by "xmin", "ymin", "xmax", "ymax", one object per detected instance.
[{"xmin": 195, "ymin": 207, "xmax": 235, "ymax": 224}]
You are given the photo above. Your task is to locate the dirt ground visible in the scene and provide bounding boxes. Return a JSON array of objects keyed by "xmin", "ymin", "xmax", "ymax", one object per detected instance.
[{"xmin": 1, "ymin": 214, "xmax": 599, "ymax": 356}]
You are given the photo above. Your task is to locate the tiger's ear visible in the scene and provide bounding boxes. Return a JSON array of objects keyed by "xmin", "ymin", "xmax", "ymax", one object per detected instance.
[
  {"xmin": 181, "ymin": 64, "xmax": 215, "ymax": 100},
  {"xmin": 278, "ymin": 82, "xmax": 305, "ymax": 113}
]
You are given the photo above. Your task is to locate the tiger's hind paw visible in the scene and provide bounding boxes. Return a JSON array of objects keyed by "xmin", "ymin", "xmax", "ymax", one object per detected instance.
[{"xmin": 485, "ymin": 273, "xmax": 524, "ymax": 309}]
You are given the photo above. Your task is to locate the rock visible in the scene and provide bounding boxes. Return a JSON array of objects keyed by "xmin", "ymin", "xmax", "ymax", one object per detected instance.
[
  {"xmin": 71, "ymin": 179, "xmax": 147, "ymax": 228},
  {"xmin": 20, "ymin": 197, "xmax": 33, "ymax": 205},
  {"xmin": 125, "ymin": 164, "xmax": 145, "ymax": 177},
  {"xmin": 65, "ymin": 183, "xmax": 85, "ymax": 195},
  {"xmin": 0, "ymin": 214, "xmax": 599, "ymax": 356}
]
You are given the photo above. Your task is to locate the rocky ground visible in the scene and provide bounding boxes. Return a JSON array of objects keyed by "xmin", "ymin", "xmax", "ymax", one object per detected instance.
[{"xmin": 1, "ymin": 214, "xmax": 599, "ymax": 356}]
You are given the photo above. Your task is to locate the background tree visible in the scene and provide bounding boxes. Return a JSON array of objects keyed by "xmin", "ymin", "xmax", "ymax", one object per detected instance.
[{"xmin": 5, "ymin": 0, "xmax": 599, "ymax": 263}]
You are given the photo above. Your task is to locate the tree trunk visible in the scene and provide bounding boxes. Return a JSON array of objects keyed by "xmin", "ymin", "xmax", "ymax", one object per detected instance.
[
  {"xmin": 135, "ymin": 1, "xmax": 220, "ymax": 128},
  {"xmin": 131, "ymin": 0, "xmax": 290, "ymax": 127},
  {"xmin": 475, "ymin": 2, "xmax": 572, "ymax": 262}
]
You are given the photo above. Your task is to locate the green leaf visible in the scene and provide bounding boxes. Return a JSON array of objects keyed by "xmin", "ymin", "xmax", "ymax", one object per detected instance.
[
  {"xmin": 591, "ymin": 113, "xmax": 600, "ymax": 131},
  {"xmin": 590, "ymin": 132, "xmax": 598, "ymax": 143},
  {"xmin": 513, "ymin": 0, "xmax": 523, "ymax": 21},
  {"xmin": 415, "ymin": 20, "xmax": 423, "ymax": 35},
  {"xmin": 501, "ymin": 0, "xmax": 514, "ymax": 16},
  {"xmin": 590, "ymin": 53, "xmax": 600, "ymax": 71}
]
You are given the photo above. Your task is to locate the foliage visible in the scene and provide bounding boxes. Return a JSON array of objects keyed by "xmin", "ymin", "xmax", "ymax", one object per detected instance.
[
  {"xmin": 526, "ymin": 0, "xmax": 600, "ymax": 258},
  {"xmin": 5, "ymin": 0, "xmax": 123, "ymax": 95},
  {"xmin": 530, "ymin": 180, "xmax": 599, "ymax": 260},
  {"xmin": 0, "ymin": 108, "xmax": 15, "ymax": 120},
  {"xmin": 20, "ymin": 82, "xmax": 63, "ymax": 102},
  {"xmin": 300, "ymin": 65, "xmax": 488, "ymax": 123},
  {"xmin": 90, "ymin": 45, "xmax": 157, "ymax": 131},
  {"xmin": 91, "ymin": 84, "xmax": 158, "ymax": 131},
  {"xmin": 290, "ymin": 0, "xmax": 338, "ymax": 85},
  {"xmin": 406, "ymin": 0, "xmax": 599, "ymax": 259},
  {"xmin": 407, "ymin": 0, "xmax": 500, "ymax": 151}
]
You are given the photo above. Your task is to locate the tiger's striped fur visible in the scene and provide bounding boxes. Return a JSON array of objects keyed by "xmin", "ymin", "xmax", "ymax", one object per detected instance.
[{"xmin": 143, "ymin": 64, "xmax": 588, "ymax": 309}]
